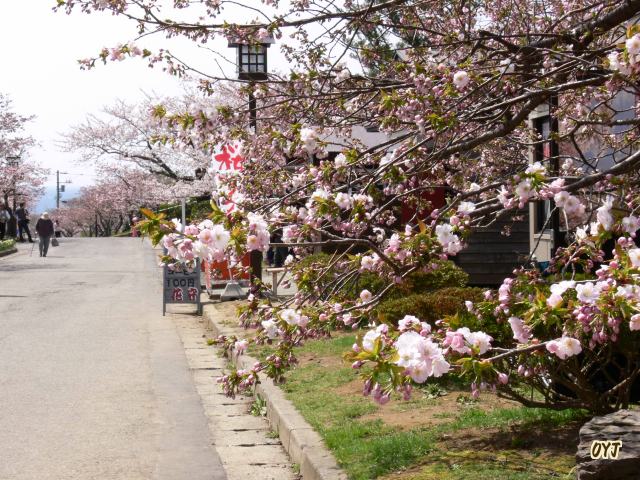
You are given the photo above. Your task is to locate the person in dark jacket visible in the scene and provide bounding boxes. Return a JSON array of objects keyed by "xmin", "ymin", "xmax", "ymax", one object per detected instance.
[
  {"xmin": 0, "ymin": 202, "xmax": 10, "ymax": 240},
  {"xmin": 15, "ymin": 202, "xmax": 33, "ymax": 242},
  {"xmin": 35, "ymin": 212, "xmax": 54, "ymax": 257}
]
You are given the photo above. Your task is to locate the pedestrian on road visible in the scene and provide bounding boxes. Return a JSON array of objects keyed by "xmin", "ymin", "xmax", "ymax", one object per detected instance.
[
  {"xmin": 0, "ymin": 202, "xmax": 10, "ymax": 240},
  {"xmin": 54, "ymin": 219, "xmax": 62, "ymax": 238},
  {"xmin": 131, "ymin": 216, "xmax": 139, "ymax": 237},
  {"xmin": 35, "ymin": 212, "xmax": 54, "ymax": 257},
  {"xmin": 15, "ymin": 202, "xmax": 33, "ymax": 243}
]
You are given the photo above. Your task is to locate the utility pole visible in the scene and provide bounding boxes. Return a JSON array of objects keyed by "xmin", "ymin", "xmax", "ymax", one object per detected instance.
[{"xmin": 56, "ymin": 171, "xmax": 71, "ymax": 209}]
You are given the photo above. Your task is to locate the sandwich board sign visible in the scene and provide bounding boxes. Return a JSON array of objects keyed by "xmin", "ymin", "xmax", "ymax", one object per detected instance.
[{"xmin": 162, "ymin": 259, "xmax": 202, "ymax": 315}]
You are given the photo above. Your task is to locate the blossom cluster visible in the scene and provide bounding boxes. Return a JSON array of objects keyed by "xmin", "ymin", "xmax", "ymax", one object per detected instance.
[
  {"xmin": 607, "ymin": 33, "xmax": 640, "ymax": 76},
  {"xmin": 64, "ymin": 0, "xmax": 640, "ymax": 414},
  {"xmin": 159, "ymin": 210, "xmax": 270, "ymax": 268},
  {"xmin": 345, "ymin": 314, "xmax": 497, "ymax": 403}
]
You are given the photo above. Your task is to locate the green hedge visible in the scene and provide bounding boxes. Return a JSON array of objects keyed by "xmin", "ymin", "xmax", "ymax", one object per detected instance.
[
  {"xmin": 291, "ymin": 252, "xmax": 510, "ymax": 342},
  {"xmin": 375, "ymin": 287, "xmax": 486, "ymax": 324},
  {"xmin": 352, "ymin": 261, "xmax": 469, "ymax": 299},
  {"xmin": 405, "ymin": 261, "xmax": 469, "ymax": 292},
  {"xmin": 291, "ymin": 253, "xmax": 342, "ymax": 299},
  {"xmin": 292, "ymin": 253, "xmax": 469, "ymax": 301},
  {"xmin": 375, "ymin": 286, "xmax": 514, "ymax": 344},
  {"xmin": 189, "ymin": 199, "xmax": 214, "ymax": 219}
]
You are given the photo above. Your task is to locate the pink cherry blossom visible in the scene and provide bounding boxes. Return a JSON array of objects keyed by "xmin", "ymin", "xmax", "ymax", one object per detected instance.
[
  {"xmin": 628, "ymin": 249, "xmax": 640, "ymax": 269},
  {"xmin": 546, "ymin": 337, "xmax": 582, "ymax": 360},
  {"xmin": 508, "ymin": 317, "xmax": 531, "ymax": 344},
  {"xmin": 452, "ymin": 71, "xmax": 470, "ymax": 90},
  {"xmin": 359, "ymin": 289, "xmax": 372, "ymax": 303},
  {"xmin": 575, "ymin": 282, "xmax": 603, "ymax": 304}
]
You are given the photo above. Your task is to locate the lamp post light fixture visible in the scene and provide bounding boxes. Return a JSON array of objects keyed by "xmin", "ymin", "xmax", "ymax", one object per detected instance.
[
  {"xmin": 194, "ymin": 167, "xmax": 206, "ymax": 181},
  {"xmin": 227, "ymin": 36, "xmax": 274, "ymax": 288},
  {"xmin": 228, "ymin": 36, "xmax": 274, "ymax": 131},
  {"xmin": 228, "ymin": 38, "xmax": 273, "ymax": 81}
]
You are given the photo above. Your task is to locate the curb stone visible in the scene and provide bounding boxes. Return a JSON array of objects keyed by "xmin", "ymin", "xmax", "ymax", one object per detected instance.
[
  {"xmin": 170, "ymin": 311, "xmax": 296, "ymax": 480},
  {"xmin": 0, "ymin": 247, "xmax": 17, "ymax": 258},
  {"xmin": 203, "ymin": 303, "xmax": 349, "ymax": 480}
]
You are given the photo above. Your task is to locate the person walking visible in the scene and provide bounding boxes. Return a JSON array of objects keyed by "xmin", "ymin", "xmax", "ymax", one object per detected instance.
[
  {"xmin": 15, "ymin": 202, "xmax": 33, "ymax": 243},
  {"xmin": 0, "ymin": 202, "xmax": 10, "ymax": 240},
  {"xmin": 35, "ymin": 212, "xmax": 54, "ymax": 257},
  {"xmin": 131, "ymin": 216, "xmax": 139, "ymax": 237}
]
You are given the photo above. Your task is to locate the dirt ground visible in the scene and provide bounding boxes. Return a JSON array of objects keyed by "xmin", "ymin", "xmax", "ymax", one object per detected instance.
[
  {"xmin": 295, "ymin": 337, "xmax": 580, "ymax": 480},
  {"xmin": 298, "ymin": 339, "xmax": 522, "ymax": 431}
]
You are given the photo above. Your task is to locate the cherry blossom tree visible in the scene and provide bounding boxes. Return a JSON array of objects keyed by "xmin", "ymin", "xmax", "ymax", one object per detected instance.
[
  {"xmin": 56, "ymin": 0, "xmax": 640, "ymax": 413},
  {"xmin": 54, "ymin": 163, "xmax": 213, "ymax": 236},
  {"xmin": 60, "ymin": 93, "xmax": 217, "ymax": 182},
  {"xmin": 0, "ymin": 93, "xmax": 45, "ymax": 209}
]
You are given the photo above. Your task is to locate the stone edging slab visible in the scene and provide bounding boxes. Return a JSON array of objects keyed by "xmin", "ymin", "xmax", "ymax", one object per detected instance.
[
  {"xmin": 203, "ymin": 303, "xmax": 348, "ymax": 480},
  {"xmin": 0, "ymin": 247, "xmax": 17, "ymax": 258}
]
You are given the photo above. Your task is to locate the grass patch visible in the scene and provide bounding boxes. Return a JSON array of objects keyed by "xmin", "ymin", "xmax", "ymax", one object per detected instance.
[
  {"xmin": 249, "ymin": 330, "xmax": 354, "ymax": 361},
  {"xmin": 449, "ymin": 406, "xmax": 585, "ymax": 432},
  {"xmin": 250, "ymin": 394, "xmax": 267, "ymax": 417},
  {"xmin": 276, "ymin": 333, "xmax": 586, "ymax": 480},
  {"xmin": 248, "ymin": 342, "xmax": 277, "ymax": 360},
  {"xmin": 296, "ymin": 333, "xmax": 356, "ymax": 355},
  {"xmin": 279, "ymin": 334, "xmax": 438, "ymax": 479},
  {"xmin": 0, "ymin": 239, "xmax": 16, "ymax": 252},
  {"xmin": 383, "ymin": 449, "xmax": 577, "ymax": 480}
]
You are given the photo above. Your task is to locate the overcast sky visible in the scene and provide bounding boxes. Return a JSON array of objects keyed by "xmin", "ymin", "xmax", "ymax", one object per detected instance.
[
  {"xmin": 1, "ymin": 1, "xmax": 340, "ymax": 211},
  {"xmin": 0, "ymin": 1, "xmax": 247, "ymax": 197}
]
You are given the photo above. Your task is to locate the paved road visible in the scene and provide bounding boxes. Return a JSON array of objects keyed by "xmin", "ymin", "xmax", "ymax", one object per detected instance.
[{"xmin": 0, "ymin": 238, "xmax": 226, "ymax": 480}]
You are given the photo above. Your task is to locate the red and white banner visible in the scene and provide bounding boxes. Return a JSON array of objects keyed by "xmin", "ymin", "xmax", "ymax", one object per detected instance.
[
  {"xmin": 212, "ymin": 143, "xmax": 244, "ymax": 214},
  {"xmin": 213, "ymin": 143, "xmax": 244, "ymax": 172},
  {"xmin": 206, "ymin": 143, "xmax": 251, "ymax": 284}
]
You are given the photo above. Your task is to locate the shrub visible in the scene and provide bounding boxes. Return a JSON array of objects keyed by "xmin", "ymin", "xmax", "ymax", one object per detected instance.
[
  {"xmin": 374, "ymin": 286, "xmax": 517, "ymax": 344},
  {"xmin": 353, "ymin": 261, "xmax": 469, "ymax": 300},
  {"xmin": 292, "ymin": 253, "xmax": 469, "ymax": 302},
  {"xmin": 404, "ymin": 261, "xmax": 469, "ymax": 292},
  {"xmin": 290, "ymin": 253, "xmax": 341, "ymax": 298},
  {"xmin": 375, "ymin": 286, "xmax": 485, "ymax": 324},
  {"xmin": 347, "ymin": 271, "xmax": 388, "ymax": 298},
  {"xmin": 189, "ymin": 199, "xmax": 214, "ymax": 220}
]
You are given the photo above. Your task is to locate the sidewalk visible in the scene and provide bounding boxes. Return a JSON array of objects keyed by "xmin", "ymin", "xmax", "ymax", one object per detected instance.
[
  {"xmin": 201, "ymin": 302, "xmax": 348, "ymax": 480},
  {"xmin": 168, "ymin": 309, "xmax": 298, "ymax": 480}
]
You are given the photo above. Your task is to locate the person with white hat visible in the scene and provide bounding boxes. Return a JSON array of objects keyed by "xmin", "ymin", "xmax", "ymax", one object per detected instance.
[{"xmin": 35, "ymin": 212, "xmax": 55, "ymax": 257}]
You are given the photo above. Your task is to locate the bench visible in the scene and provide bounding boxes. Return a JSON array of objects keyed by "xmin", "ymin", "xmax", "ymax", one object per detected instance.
[{"xmin": 266, "ymin": 267, "xmax": 287, "ymax": 296}]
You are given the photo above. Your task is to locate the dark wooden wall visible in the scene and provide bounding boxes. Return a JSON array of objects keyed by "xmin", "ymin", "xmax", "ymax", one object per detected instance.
[{"xmin": 455, "ymin": 212, "xmax": 530, "ymax": 287}]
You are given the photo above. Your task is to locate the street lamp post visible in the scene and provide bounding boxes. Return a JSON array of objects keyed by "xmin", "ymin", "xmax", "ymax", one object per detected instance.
[
  {"xmin": 7, "ymin": 156, "xmax": 20, "ymax": 238},
  {"xmin": 228, "ymin": 36, "xmax": 274, "ymax": 284}
]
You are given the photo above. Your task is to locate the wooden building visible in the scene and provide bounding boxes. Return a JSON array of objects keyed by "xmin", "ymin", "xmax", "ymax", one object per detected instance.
[{"xmin": 456, "ymin": 213, "xmax": 530, "ymax": 287}]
